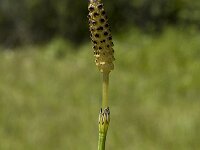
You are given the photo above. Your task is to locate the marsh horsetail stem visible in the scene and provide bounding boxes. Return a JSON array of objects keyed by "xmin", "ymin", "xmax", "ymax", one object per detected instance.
[
  {"xmin": 102, "ymin": 73, "xmax": 109, "ymax": 108},
  {"xmin": 88, "ymin": 0, "xmax": 115, "ymax": 149}
]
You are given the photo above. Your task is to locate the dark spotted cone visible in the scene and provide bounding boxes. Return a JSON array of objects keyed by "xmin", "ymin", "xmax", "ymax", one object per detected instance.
[{"xmin": 88, "ymin": 0, "xmax": 115, "ymax": 73}]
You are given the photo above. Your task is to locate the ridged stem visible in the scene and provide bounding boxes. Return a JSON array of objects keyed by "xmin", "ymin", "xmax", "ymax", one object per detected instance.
[{"xmin": 98, "ymin": 132, "xmax": 106, "ymax": 150}]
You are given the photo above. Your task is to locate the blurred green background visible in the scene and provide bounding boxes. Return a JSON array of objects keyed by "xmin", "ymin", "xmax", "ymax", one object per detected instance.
[{"xmin": 0, "ymin": 0, "xmax": 200, "ymax": 150}]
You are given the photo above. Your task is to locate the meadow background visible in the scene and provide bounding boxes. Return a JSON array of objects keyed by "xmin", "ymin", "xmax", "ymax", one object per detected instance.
[{"xmin": 0, "ymin": 0, "xmax": 200, "ymax": 150}]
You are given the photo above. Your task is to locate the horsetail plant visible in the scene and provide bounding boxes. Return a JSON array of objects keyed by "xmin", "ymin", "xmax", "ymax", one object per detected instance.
[{"xmin": 88, "ymin": 0, "xmax": 115, "ymax": 149}]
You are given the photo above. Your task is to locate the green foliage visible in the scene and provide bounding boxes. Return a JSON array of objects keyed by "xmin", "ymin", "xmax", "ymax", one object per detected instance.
[
  {"xmin": 0, "ymin": 0, "xmax": 200, "ymax": 47},
  {"xmin": 44, "ymin": 38, "xmax": 73, "ymax": 59},
  {"xmin": 0, "ymin": 28, "xmax": 200, "ymax": 150},
  {"xmin": 0, "ymin": 0, "xmax": 87, "ymax": 47},
  {"xmin": 178, "ymin": 0, "xmax": 200, "ymax": 25}
]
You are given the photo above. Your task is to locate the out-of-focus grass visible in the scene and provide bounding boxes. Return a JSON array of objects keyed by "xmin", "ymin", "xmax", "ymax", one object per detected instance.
[{"xmin": 0, "ymin": 28, "xmax": 200, "ymax": 150}]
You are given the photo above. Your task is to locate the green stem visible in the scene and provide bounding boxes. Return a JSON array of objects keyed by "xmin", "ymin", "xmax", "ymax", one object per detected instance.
[
  {"xmin": 98, "ymin": 132, "xmax": 106, "ymax": 150},
  {"xmin": 98, "ymin": 72, "xmax": 110, "ymax": 150},
  {"xmin": 102, "ymin": 72, "xmax": 109, "ymax": 108}
]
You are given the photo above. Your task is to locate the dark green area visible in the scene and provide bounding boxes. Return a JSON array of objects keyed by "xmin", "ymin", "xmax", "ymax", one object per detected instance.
[{"xmin": 0, "ymin": 0, "xmax": 200, "ymax": 47}]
